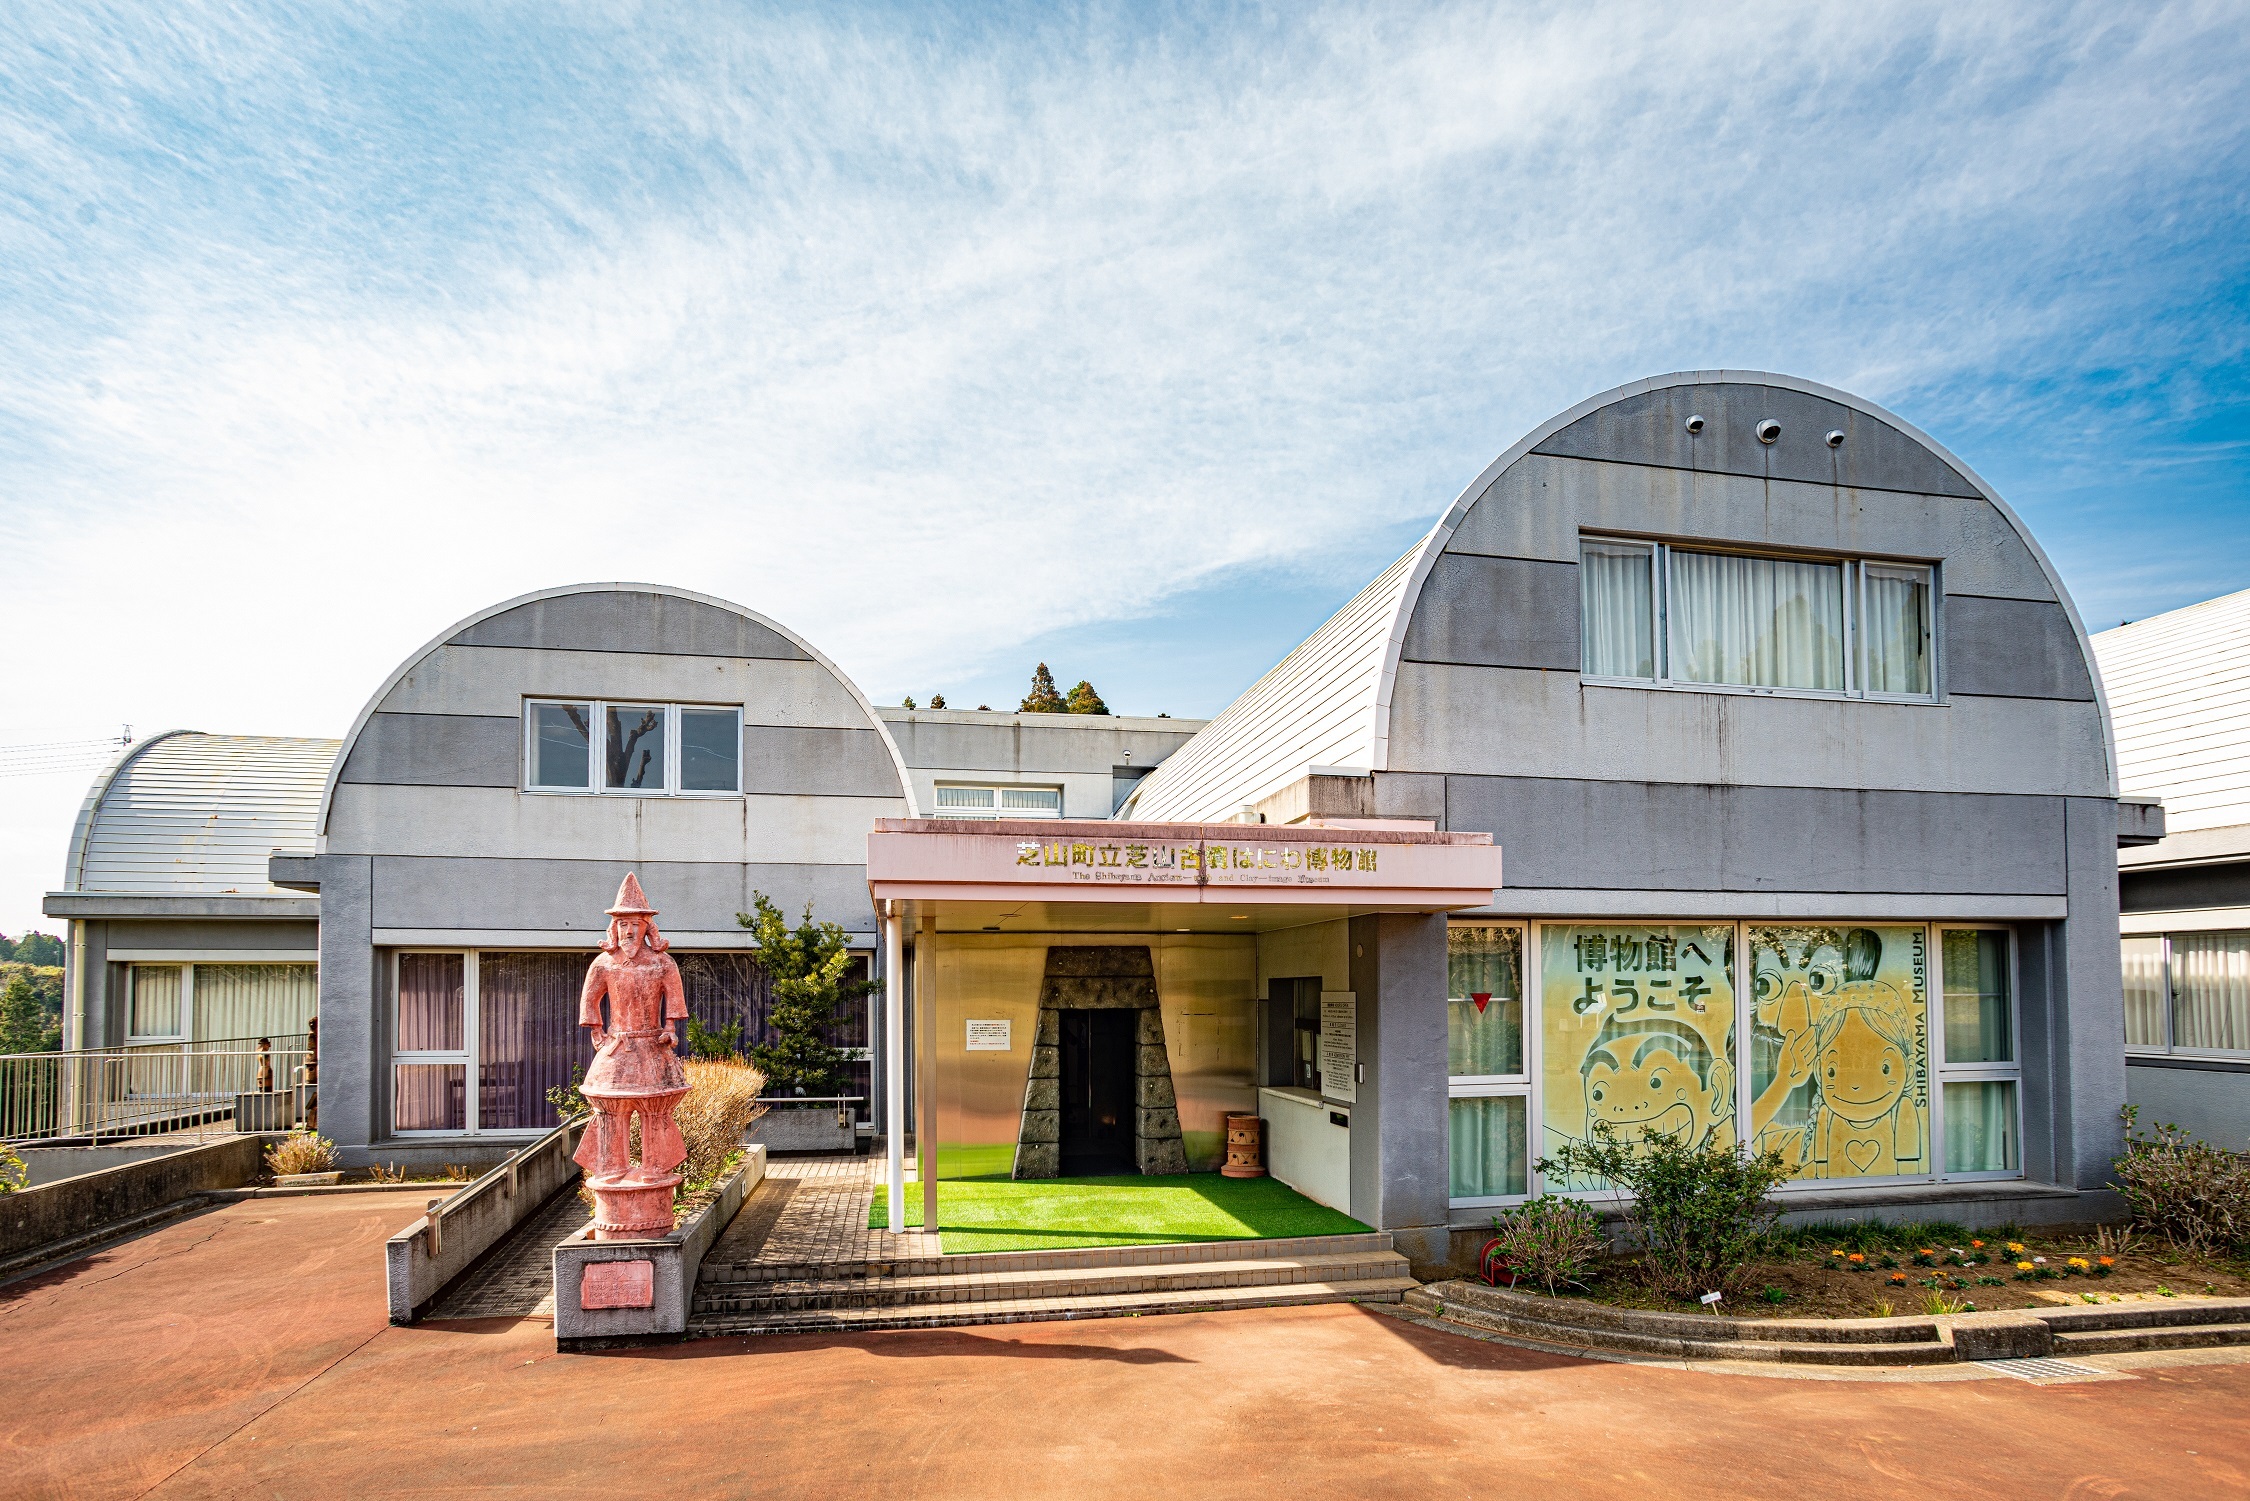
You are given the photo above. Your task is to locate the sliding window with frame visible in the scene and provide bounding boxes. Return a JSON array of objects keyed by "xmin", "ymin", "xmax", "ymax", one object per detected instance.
[
  {"xmin": 524, "ymin": 700, "xmax": 743, "ymax": 796},
  {"xmin": 1935, "ymin": 926, "xmax": 2022, "ymax": 1178},
  {"xmin": 1578, "ymin": 536, "xmax": 1938, "ymax": 702},
  {"xmin": 1446, "ymin": 924, "xmax": 1530, "ymax": 1206},
  {"xmin": 2120, "ymin": 931, "xmax": 2250, "ymax": 1059}
]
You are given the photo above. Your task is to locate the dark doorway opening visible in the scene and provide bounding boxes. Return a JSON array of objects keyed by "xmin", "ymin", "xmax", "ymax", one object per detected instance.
[{"xmin": 1058, "ymin": 1007, "xmax": 1137, "ymax": 1175}]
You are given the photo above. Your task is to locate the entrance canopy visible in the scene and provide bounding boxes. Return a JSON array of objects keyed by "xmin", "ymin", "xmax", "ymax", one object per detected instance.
[{"xmin": 866, "ymin": 817, "xmax": 1503, "ymax": 930}]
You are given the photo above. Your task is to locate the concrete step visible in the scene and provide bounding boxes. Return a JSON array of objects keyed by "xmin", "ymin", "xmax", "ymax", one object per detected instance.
[
  {"xmin": 697, "ymin": 1231, "xmax": 1398, "ymax": 1287},
  {"xmin": 2053, "ymin": 1322, "xmax": 2250, "ymax": 1355},
  {"xmin": 693, "ymin": 1248, "xmax": 1411, "ymax": 1316},
  {"xmin": 688, "ymin": 1276, "xmax": 1419, "ymax": 1338},
  {"xmin": 1403, "ymin": 1285, "xmax": 1958, "ymax": 1366}
]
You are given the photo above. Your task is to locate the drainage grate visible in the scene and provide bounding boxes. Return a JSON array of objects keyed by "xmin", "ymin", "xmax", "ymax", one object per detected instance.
[{"xmin": 1977, "ymin": 1357, "xmax": 2118, "ymax": 1383}]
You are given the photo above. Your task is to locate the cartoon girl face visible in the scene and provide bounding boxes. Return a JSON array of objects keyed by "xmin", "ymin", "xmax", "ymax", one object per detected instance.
[
  {"xmin": 1817, "ymin": 1007, "xmax": 1908, "ymax": 1125},
  {"xmin": 1584, "ymin": 1034, "xmax": 1719, "ymax": 1147}
]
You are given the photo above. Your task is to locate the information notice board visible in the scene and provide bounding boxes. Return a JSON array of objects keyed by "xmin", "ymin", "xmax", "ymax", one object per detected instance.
[{"xmin": 1319, "ymin": 991, "xmax": 1356, "ymax": 1104}]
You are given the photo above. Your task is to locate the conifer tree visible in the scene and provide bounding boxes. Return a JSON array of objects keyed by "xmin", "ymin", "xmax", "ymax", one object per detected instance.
[
  {"xmin": 1019, "ymin": 663, "xmax": 1067, "ymax": 713},
  {"xmin": 0, "ymin": 973, "xmax": 57, "ymax": 1054},
  {"xmin": 736, "ymin": 893, "xmax": 874, "ymax": 1096},
  {"xmin": 1065, "ymin": 679, "xmax": 1109, "ymax": 715},
  {"xmin": 929, "ymin": 693, "xmax": 946, "ymax": 709}
]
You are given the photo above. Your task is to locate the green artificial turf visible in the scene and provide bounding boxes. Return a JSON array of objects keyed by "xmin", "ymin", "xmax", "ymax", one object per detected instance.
[{"xmin": 867, "ymin": 1170, "xmax": 1369, "ymax": 1253}]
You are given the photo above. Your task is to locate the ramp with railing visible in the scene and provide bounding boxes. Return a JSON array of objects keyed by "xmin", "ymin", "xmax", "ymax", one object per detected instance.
[{"xmin": 0, "ymin": 1035, "xmax": 310, "ymax": 1146}]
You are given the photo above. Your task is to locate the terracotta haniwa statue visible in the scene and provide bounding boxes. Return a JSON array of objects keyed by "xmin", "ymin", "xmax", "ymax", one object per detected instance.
[{"xmin": 573, "ymin": 872, "xmax": 691, "ymax": 1240}]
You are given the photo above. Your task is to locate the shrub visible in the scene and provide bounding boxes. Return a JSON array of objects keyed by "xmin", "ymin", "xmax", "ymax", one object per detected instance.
[
  {"xmin": 686, "ymin": 1016, "xmax": 744, "ymax": 1061},
  {"xmin": 2111, "ymin": 1105, "xmax": 2250, "ymax": 1256},
  {"xmin": 0, "ymin": 1141, "xmax": 26, "ymax": 1193},
  {"xmin": 676, "ymin": 1057, "xmax": 767, "ymax": 1192},
  {"xmin": 266, "ymin": 1130, "xmax": 339, "ymax": 1176},
  {"xmin": 1484, "ymin": 1195, "xmax": 1606, "ymax": 1295},
  {"xmin": 547, "ymin": 1065, "xmax": 588, "ymax": 1123},
  {"xmin": 1540, "ymin": 1123, "xmax": 1794, "ymax": 1299}
]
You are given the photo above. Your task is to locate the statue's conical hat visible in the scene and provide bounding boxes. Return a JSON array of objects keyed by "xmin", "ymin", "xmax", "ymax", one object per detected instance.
[{"xmin": 606, "ymin": 871, "xmax": 659, "ymax": 916}]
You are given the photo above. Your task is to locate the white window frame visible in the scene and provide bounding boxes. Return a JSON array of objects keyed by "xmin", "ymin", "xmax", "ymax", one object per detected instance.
[
  {"xmin": 523, "ymin": 700, "xmax": 743, "ymax": 798},
  {"xmin": 930, "ymin": 782, "xmax": 1065, "ymax": 820},
  {"xmin": 1579, "ymin": 535, "xmax": 1941, "ymax": 704},
  {"xmin": 2122, "ymin": 931, "xmax": 2250, "ymax": 1061},
  {"xmin": 1464, "ymin": 918, "xmax": 2027, "ymax": 1213},
  {"xmin": 126, "ymin": 962, "xmax": 192, "ymax": 1044},
  {"xmin": 1932, "ymin": 924, "xmax": 2024, "ymax": 1182},
  {"xmin": 391, "ymin": 949, "xmax": 518, "ymax": 1138},
  {"xmin": 2122, "ymin": 934, "xmax": 2172, "ymax": 1056},
  {"xmin": 1445, "ymin": 921, "xmax": 1533, "ymax": 1209}
]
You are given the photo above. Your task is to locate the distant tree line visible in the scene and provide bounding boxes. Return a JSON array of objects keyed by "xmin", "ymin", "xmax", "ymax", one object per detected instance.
[{"xmin": 0, "ymin": 932, "xmax": 63, "ymax": 967}]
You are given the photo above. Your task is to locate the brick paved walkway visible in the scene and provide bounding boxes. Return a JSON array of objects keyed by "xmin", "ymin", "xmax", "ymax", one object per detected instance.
[
  {"xmin": 426, "ymin": 1186, "xmax": 590, "ymax": 1320},
  {"xmin": 706, "ymin": 1156, "xmax": 941, "ymax": 1267}
]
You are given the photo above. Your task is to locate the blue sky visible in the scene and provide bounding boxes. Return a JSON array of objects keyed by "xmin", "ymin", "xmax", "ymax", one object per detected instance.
[{"xmin": 2, "ymin": 1, "xmax": 2248, "ymax": 932}]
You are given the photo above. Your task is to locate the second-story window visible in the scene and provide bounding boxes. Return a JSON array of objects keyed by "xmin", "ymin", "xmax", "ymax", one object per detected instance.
[
  {"xmin": 932, "ymin": 783, "xmax": 1064, "ymax": 819},
  {"xmin": 525, "ymin": 700, "xmax": 742, "ymax": 795},
  {"xmin": 1580, "ymin": 537, "xmax": 1935, "ymax": 700}
]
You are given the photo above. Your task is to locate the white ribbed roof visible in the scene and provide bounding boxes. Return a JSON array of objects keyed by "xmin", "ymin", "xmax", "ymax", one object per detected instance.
[
  {"xmin": 1123, "ymin": 544, "xmax": 1424, "ymax": 821},
  {"xmin": 2093, "ymin": 587, "xmax": 2250, "ymax": 834},
  {"xmin": 65, "ymin": 731, "xmax": 340, "ymax": 895}
]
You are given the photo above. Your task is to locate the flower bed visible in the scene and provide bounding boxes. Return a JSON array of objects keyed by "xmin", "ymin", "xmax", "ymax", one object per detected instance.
[{"xmin": 1481, "ymin": 1223, "xmax": 2250, "ymax": 1318}]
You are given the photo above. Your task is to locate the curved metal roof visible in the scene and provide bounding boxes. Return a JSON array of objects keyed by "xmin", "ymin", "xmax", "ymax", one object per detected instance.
[
  {"xmin": 1125, "ymin": 369, "xmax": 2112, "ymax": 823},
  {"xmin": 64, "ymin": 731, "xmax": 341, "ymax": 895}
]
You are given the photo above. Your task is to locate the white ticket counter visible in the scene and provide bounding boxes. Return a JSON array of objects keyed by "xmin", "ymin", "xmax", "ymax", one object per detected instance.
[{"xmin": 1259, "ymin": 1085, "xmax": 1351, "ymax": 1215}]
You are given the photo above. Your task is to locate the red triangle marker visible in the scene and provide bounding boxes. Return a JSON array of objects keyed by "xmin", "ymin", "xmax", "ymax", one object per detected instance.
[{"xmin": 1471, "ymin": 992, "xmax": 1491, "ymax": 1014}]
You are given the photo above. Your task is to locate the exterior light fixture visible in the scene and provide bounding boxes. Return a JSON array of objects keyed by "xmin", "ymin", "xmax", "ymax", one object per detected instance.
[{"xmin": 1756, "ymin": 419, "xmax": 1782, "ymax": 444}]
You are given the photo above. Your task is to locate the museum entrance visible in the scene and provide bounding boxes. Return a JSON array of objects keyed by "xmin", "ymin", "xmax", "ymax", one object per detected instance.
[{"xmin": 1058, "ymin": 1007, "xmax": 1137, "ymax": 1175}]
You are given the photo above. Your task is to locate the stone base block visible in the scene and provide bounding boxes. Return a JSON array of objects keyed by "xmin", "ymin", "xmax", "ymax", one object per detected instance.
[{"xmin": 1950, "ymin": 1315, "xmax": 2055, "ymax": 1361}]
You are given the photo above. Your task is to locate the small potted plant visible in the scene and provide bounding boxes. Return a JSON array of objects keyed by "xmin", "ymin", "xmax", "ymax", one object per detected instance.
[{"xmin": 266, "ymin": 1130, "xmax": 342, "ymax": 1186}]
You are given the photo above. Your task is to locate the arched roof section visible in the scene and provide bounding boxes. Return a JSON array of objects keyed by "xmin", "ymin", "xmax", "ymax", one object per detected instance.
[
  {"xmin": 1126, "ymin": 370, "xmax": 2114, "ymax": 823},
  {"xmin": 65, "ymin": 731, "xmax": 340, "ymax": 894},
  {"xmin": 317, "ymin": 582, "xmax": 916, "ymax": 843}
]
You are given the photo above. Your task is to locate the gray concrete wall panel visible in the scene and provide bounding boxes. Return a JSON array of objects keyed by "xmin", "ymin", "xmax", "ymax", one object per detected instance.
[
  {"xmin": 339, "ymin": 713, "xmax": 518, "ymax": 788},
  {"xmin": 739, "ymin": 726, "xmax": 905, "ymax": 799},
  {"xmin": 2056, "ymin": 798, "xmax": 2129, "ymax": 1189},
  {"xmin": 368, "ymin": 855, "xmax": 875, "ymax": 937},
  {"xmin": 1443, "ymin": 456, "xmax": 2057, "ymax": 603},
  {"xmin": 314, "ymin": 855, "xmax": 376, "ymax": 1155},
  {"xmin": 2126, "ymin": 1060, "xmax": 2250, "ymax": 1149},
  {"xmin": 1348, "ymin": 912, "xmax": 1450, "ymax": 1271},
  {"xmin": 1442, "ymin": 775, "xmax": 2067, "ymax": 896},
  {"xmin": 1388, "ymin": 661, "xmax": 2112, "ymax": 798},
  {"xmin": 1530, "ymin": 381, "xmax": 1980, "ymax": 497},
  {"xmin": 2121, "ymin": 863, "xmax": 2250, "ymax": 913},
  {"xmin": 1945, "ymin": 596, "xmax": 2098, "ymax": 702},
  {"xmin": 101, "ymin": 919, "xmax": 321, "ymax": 952},
  {"xmin": 374, "ymin": 645, "xmax": 879, "ymax": 729},
  {"xmin": 327, "ymin": 783, "xmax": 901, "ymax": 866},
  {"xmin": 449, "ymin": 590, "xmax": 810, "ymax": 661},
  {"xmin": 1398, "ymin": 554, "xmax": 1578, "ymax": 671},
  {"xmin": 881, "ymin": 717, "xmax": 1202, "ymax": 776}
]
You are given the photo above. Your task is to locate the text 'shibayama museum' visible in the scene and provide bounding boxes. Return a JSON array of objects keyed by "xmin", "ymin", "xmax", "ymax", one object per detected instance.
[{"xmin": 47, "ymin": 372, "xmax": 2149, "ymax": 1272}]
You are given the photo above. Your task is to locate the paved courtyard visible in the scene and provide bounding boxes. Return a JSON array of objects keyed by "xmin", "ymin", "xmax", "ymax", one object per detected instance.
[{"xmin": 3, "ymin": 1192, "xmax": 2247, "ymax": 1499}]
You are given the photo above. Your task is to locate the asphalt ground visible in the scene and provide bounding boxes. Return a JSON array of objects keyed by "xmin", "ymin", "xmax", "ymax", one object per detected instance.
[{"xmin": 3, "ymin": 1193, "xmax": 2246, "ymax": 1499}]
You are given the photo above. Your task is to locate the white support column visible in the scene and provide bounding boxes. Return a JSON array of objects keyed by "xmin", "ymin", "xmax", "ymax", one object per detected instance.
[{"xmin": 883, "ymin": 902, "xmax": 906, "ymax": 1235}]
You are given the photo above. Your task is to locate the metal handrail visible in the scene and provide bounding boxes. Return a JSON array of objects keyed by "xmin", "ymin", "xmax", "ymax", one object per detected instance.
[{"xmin": 0, "ymin": 1037, "xmax": 311, "ymax": 1145}]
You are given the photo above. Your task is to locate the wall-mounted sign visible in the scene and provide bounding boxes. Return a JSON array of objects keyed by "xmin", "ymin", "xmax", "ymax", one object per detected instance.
[
  {"xmin": 965, "ymin": 1019, "xmax": 1012, "ymax": 1051},
  {"xmin": 1319, "ymin": 991, "xmax": 1356, "ymax": 1104}
]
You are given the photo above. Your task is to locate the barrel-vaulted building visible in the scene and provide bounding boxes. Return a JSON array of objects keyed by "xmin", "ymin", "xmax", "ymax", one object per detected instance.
[{"xmin": 44, "ymin": 372, "xmax": 2151, "ymax": 1265}]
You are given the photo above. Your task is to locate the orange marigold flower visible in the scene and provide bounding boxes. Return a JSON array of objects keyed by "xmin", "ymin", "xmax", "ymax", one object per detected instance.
[
  {"xmin": 2098, "ymin": 1256, "xmax": 2115, "ymax": 1267},
  {"xmin": 1847, "ymin": 1253, "xmax": 1865, "ymax": 1263},
  {"xmin": 1970, "ymin": 1239, "xmax": 1985, "ymax": 1249}
]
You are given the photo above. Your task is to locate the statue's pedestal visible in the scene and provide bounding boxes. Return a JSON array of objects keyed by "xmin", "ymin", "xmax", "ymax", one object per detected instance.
[{"xmin": 587, "ymin": 1175, "xmax": 682, "ymax": 1241}]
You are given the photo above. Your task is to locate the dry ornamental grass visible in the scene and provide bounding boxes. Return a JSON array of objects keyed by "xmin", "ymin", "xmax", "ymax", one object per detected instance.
[
  {"xmin": 264, "ymin": 1131, "xmax": 339, "ymax": 1176},
  {"xmin": 675, "ymin": 1057, "xmax": 767, "ymax": 1190}
]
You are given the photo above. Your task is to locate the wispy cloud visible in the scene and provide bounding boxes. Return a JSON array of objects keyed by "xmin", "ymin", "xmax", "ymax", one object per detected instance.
[{"xmin": 1, "ymin": 0, "xmax": 2246, "ymax": 927}]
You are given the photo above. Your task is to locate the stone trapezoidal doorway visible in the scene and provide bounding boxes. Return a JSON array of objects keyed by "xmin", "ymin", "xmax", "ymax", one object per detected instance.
[{"xmin": 1012, "ymin": 946, "xmax": 1188, "ymax": 1178}]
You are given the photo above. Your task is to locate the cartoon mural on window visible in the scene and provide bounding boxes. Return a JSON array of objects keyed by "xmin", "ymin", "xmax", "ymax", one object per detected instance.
[
  {"xmin": 1747, "ymin": 924, "xmax": 1928, "ymax": 1180},
  {"xmin": 1540, "ymin": 924, "xmax": 1736, "ymax": 1188}
]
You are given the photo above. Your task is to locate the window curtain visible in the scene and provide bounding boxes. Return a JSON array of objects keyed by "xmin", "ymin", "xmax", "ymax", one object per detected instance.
[
  {"xmin": 395, "ymin": 1064, "xmax": 465, "ymax": 1131},
  {"xmin": 1580, "ymin": 543, "xmax": 1655, "ymax": 679},
  {"xmin": 478, "ymin": 953, "xmax": 596, "ymax": 1130},
  {"xmin": 2169, "ymin": 932, "xmax": 2250, "ymax": 1052},
  {"xmin": 1943, "ymin": 1081, "xmax": 2017, "ymax": 1172},
  {"xmin": 1448, "ymin": 1095, "xmax": 1527, "ymax": 1197},
  {"xmin": 1862, "ymin": 569, "xmax": 1932, "ymax": 694},
  {"xmin": 1447, "ymin": 927, "xmax": 1523, "ymax": 1075},
  {"xmin": 191, "ymin": 964, "xmax": 317, "ymax": 1045},
  {"xmin": 1941, "ymin": 930, "xmax": 2011, "ymax": 1063},
  {"xmin": 129, "ymin": 965, "xmax": 184, "ymax": 1039},
  {"xmin": 1669, "ymin": 550, "xmax": 1844, "ymax": 690},
  {"xmin": 2121, "ymin": 936, "xmax": 2167, "ymax": 1047},
  {"xmin": 396, "ymin": 954, "xmax": 465, "ymax": 1051}
]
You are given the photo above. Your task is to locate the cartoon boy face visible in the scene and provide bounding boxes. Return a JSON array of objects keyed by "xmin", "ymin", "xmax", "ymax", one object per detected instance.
[
  {"xmin": 1584, "ymin": 1031, "xmax": 1720, "ymax": 1147},
  {"xmin": 1818, "ymin": 1008, "xmax": 1908, "ymax": 1126}
]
